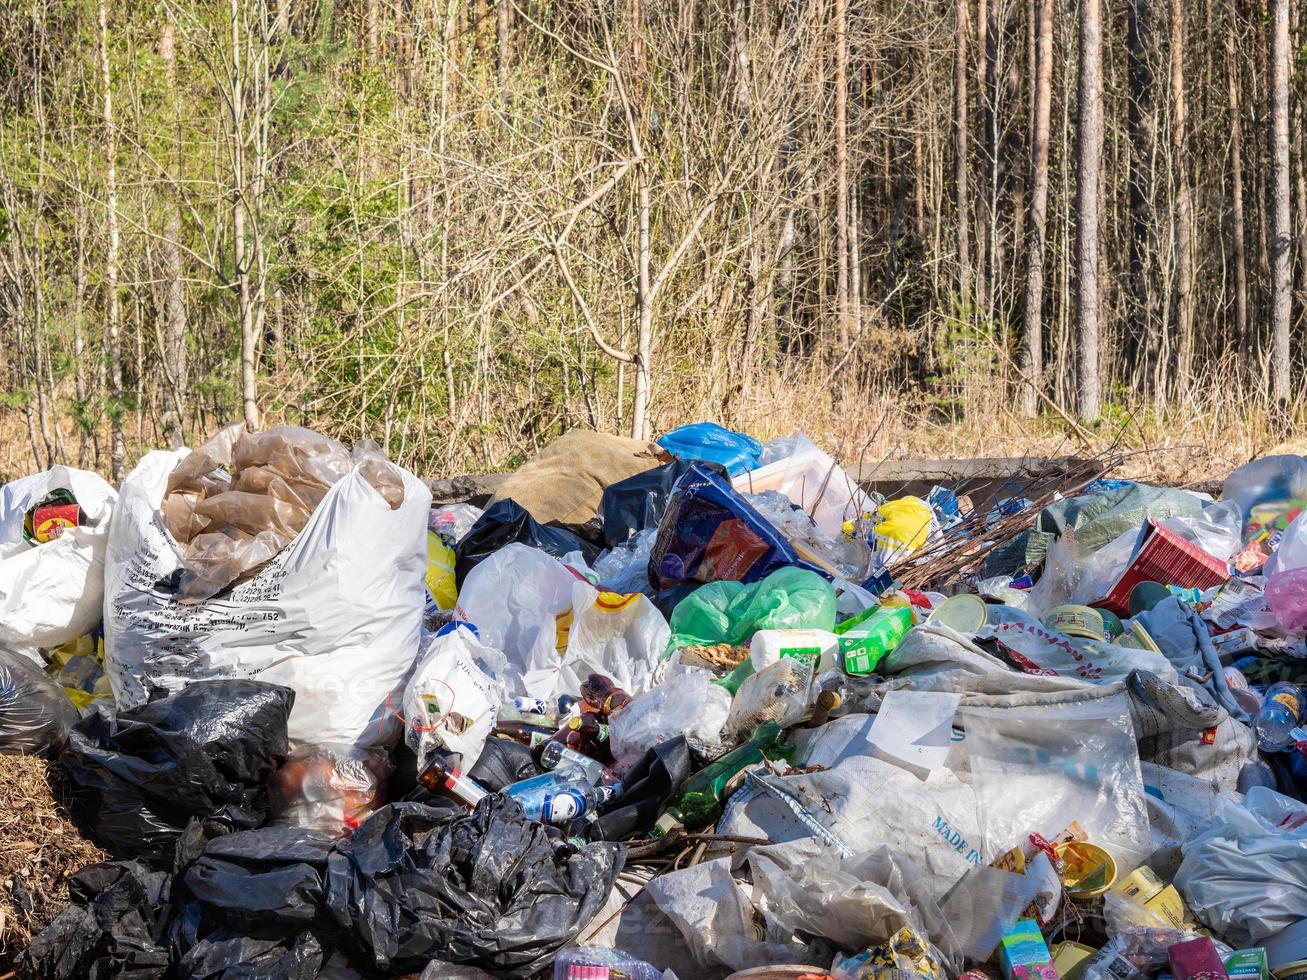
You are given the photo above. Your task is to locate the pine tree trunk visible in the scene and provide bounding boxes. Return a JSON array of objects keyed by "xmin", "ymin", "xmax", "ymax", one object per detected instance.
[
  {"xmin": 1021, "ymin": 0, "xmax": 1053, "ymax": 417},
  {"xmin": 1227, "ymin": 28, "xmax": 1248, "ymax": 350},
  {"xmin": 1170, "ymin": 0, "xmax": 1194, "ymax": 385},
  {"xmin": 1270, "ymin": 0, "xmax": 1292, "ymax": 410},
  {"xmin": 97, "ymin": 0, "xmax": 125, "ymax": 480},
  {"xmin": 160, "ymin": 12, "xmax": 188, "ymax": 444},
  {"xmin": 1075, "ymin": 0, "xmax": 1103, "ymax": 419},
  {"xmin": 1126, "ymin": 0, "xmax": 1156, "ymax": 390},
  {"xmin": 834, "ymin": 0, "xmax": 851, "ymax": 337},
  {"xmin": 954, "ymin": 0, "xmax": 971, "ymax": 300}
]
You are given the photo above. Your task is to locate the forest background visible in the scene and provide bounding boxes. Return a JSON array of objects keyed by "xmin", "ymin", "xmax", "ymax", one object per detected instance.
[{"xmin": 1, "ymin": 0, "xmax": 1304, "ymax": 484}]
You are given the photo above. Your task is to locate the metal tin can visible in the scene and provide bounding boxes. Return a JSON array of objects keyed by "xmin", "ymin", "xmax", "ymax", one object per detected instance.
[{"xmin": 1045, "ymin": 604, "xmax": 1106, "ymax": 641}]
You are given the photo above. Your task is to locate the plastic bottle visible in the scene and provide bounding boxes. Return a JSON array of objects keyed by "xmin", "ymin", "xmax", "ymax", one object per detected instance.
[
  {"xmin": 506, "ymin": 768, "xmax": 619, "ymax": 822},
  {"xmin": 726, "ymin": 656, "xmax": 814, "ymax": 740},
  {"xmin": 657, "ymin": 721, "xmax": 790, "ymax": 831},
  {"xmin": 1253, "ymin": 682, "xmax": 1307, "ymax": 751},
  {"xmin": 412, "ymin": 751, "xmax": 489, "ymax": 807},
  {"xmin": 838, "ymin": 605, "xmax": 913, "ymax": 675},
  {"xmin": 540, "ymin": 783, "xmax": 619, "ymax": 824},
  {"xmin": 579, "ymin": 673, "xmax": 633, "ymax": 720},
  {"xmin": 537, "ymin": 740, "xmax": 609, "ymax": 785}
]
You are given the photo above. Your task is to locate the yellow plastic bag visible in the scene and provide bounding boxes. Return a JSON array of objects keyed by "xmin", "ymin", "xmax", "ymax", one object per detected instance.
[
  {"xmin": 425, "ymin": 531, "xmax": 458, "ymax": 610},
  {"xmin": 874, "ymin": 496, "xmax": 934, "ymax": 564},
  {"xmin": 46, "ymin": 632, "xmax": 111, "ymax": 709}
]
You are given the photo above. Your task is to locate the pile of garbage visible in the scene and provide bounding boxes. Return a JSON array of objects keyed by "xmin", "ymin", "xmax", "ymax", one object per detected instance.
[{"xmin": 1, "ymin": 420, "xmax": 1305, "ymax": 980}]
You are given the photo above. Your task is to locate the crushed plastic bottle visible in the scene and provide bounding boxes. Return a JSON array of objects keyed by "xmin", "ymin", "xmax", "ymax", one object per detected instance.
[{"xmin": 1253, "ymin": 682, "xmax": 1306, "ymax": 751}]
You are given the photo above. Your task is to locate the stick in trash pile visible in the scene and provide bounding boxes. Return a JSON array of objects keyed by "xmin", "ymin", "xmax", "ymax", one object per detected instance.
[{"xmin": 890, "ymin": 449, "xmax": 1127, "ymax": 590}]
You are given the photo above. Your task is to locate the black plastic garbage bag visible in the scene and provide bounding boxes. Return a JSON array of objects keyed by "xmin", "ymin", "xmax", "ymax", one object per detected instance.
[
  {"xmin": 593, "ymin": 736, "xmax": 694, "ymax": 840},
  {"xmin": 173, "ymin": 925, "xmax": 327, "ymax": 980},
  {"xmin": 467, "ymin": 736, "xmax": 542, "ymax": 791},
  {"xmin": 599, "ymin": 458, "xmax": 703, "ymax": 547},
  {"xmin": 168, "ymin": 827, "xmax": 336, "ymax": 980},
  {"xmin": 180, "ymin": 827, "xmax": 334, "ymax": 929},
  {"xmin": 324, "ymin": 798, "xmax": 624, "ymax": 977},
  {"xmin": 20, "ymin": 859, "xmax": 173, "ymax": 980},
  {"xmin": 0, "ymin": 647, "xmax": 79, "ymax": 755},
  {"xmin": 455, "ymin": 499, "xmax": 601, "ymax": 587},
  {"xmin": 62, "ymin": 680, "xmax": 294, "ymax": 866}
]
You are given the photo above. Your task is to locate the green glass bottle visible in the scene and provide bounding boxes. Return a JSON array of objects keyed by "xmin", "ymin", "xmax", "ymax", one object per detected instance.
[{"xmin": 658, "ymin": 721, "xmax": 790, "ymax": 831}]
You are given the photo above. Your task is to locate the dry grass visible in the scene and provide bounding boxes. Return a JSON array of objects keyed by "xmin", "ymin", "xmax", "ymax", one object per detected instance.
[
  {"xmin": 0, "ymin": 368, "xmax": 1298, "ymax": 488},
  {"xmin": 0, "ymin": 755, "xmax": 106, "ymax": 960}
]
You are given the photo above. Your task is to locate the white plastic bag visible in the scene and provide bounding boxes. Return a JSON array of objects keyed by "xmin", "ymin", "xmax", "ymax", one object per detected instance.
[
  {"xmin": 735, "ymin": 432, "xmax": 873, "ymax": 538},
  {"xmin": 0, "ymin": 466, "xmax": 117, "ymax": 650},
  {"xmin": 1174, "ymin": 786, "xmax": 1307, "ymax": 945},
  {"xmin": 718, "ymin": 748, "xmax": 985, "ymax": 898},
  {"xmin": 104, "ymin": 448, "xmax": 430, "ymax": 749},
  {"xmin": 645, "ymin": 858, "xmax": 806, "ymax": 971},
  {"xmin": 455, "ymin": 542, "xmax": 668, "ymax": 700},
  {"xmin": 609, "ymin": 667, "xmax": 731, "ymax": 758},
  {"xmin": 401, "ymin": 625, "xmax": 508, "ymax": 769},
  {"xmin": 958, "ymin": 688, "xmax": 1151, "ymax": 868}
]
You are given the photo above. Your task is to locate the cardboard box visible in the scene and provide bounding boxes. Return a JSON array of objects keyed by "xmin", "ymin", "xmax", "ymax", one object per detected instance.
[{"xmin": 998, "ymin": 919, "xmax": 1059, "ymax": 980}]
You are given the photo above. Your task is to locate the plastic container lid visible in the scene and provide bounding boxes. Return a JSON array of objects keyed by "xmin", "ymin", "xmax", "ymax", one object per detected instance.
[
  {"xmin": 927, "ymin": 593, "xmax": 989, "ymax": 633},
  {"xmin": 1129, "ymin": 581, "xmax": 1171, "ymax": 615}
]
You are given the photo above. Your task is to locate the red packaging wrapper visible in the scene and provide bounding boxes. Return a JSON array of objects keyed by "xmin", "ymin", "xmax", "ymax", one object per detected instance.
[
  {"xmin": 31, "ymin": 503, "xmax": 82, "ymax": 543},
  {"xmin": 1168, "ymin": 937, "xmax": 1230, "ymax": 980}
]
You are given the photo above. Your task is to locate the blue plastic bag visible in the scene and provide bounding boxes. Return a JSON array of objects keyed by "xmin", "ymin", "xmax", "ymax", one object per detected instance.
[
  {"xmin": 648, "ymin": 463, "xmax": 824, "ymax": 590},
  {"xmin": 656, "ymin": 422, "xmax": 762, "ymax": 476}
]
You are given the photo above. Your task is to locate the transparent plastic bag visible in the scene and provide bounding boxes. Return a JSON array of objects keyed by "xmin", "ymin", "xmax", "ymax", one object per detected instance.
[
  {"xmin": 959, "ymin": 689, "xmax": 1151, "ymax": 867},
  {"xmin": 162, "ymin": 423, "xmax": 405, "ymax": 601},
  {"xmin": 726, "ymin": 656, "xmax": 814, "ymax": 740},
  {"xmin": 268, "ymin": 744, "xmax": 393, "ymax": 836},
  {"xmin": 552, "ymin": 946, "xmax": 663, "ymax": 980},
  {"xmin": 610, "ymin": 667, "xmax": 731, "ymax": 757},
  {"xmin": 1221, "ymin": 454, "xmax": 1307, "ymax": 525},
  {"xmin": 593, "ymin": 527, "xmax": 658, "ymax": 594},
  {"xmin": 1173, "ymin": 786, "xmax": 1307, "ymax": 945},
  {"xmin": 429, "ymin": 503, "xmax": 484, "ymax": 544},
  {"xmin": 737, "ymin": 431, "xmax": 874, "ymax": 538}
]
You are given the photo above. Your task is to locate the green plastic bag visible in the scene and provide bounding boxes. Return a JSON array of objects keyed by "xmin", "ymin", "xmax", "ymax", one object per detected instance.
[{"xmin": 667, "ymin": 567, "xmax": 836, "ymax": 654}]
